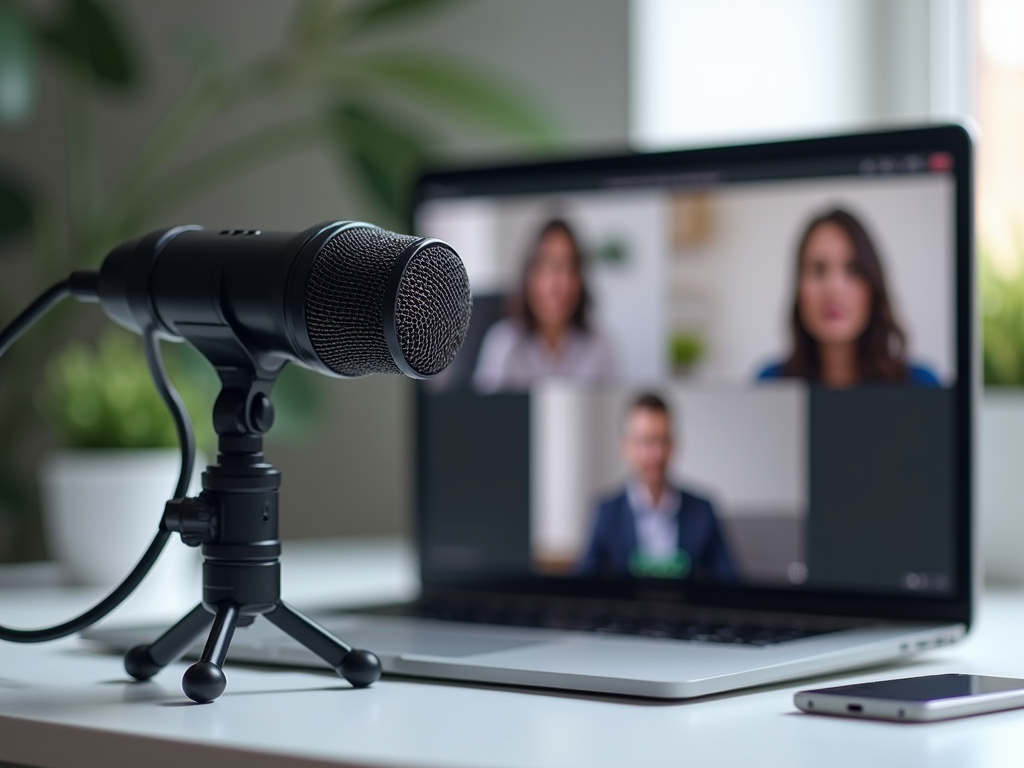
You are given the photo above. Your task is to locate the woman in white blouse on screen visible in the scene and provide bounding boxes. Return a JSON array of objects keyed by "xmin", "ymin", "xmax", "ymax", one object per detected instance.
[{"xmin": 473, "ymin": 218, "xmax": 616, "ymax": 392}]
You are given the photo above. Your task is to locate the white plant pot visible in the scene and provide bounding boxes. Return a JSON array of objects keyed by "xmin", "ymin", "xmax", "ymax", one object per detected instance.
[
  {"xmin": 979, "ymin": 392, "xmax": 1024, "ymax": 583},
  {"xmin": 40, "ymin": 449, "xmax": 203, "ymax": 614}
]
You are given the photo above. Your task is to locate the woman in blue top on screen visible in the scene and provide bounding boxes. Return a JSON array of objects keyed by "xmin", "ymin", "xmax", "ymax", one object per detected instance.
[
  {"xmin": 758, "ymin": 208, "xmax": 939, "ymax": 387},
  {"xmin": 473, "ymin": 218, "xmax": 615, "ymax": 392}
]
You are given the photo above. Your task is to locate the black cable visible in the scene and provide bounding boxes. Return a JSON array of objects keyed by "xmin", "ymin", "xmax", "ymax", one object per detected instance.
[
  {"xmin": 0, "ymin": 276, "xmax": 195, "ymax": 643},
  {"xmin": 0, "ymin": 531, "xmax": 172, "ymax": 642},
  {"xmin": 0, "ymin": 280, "xmax": 71, "ymax": 359},
  {"xmin": 142, "ymin": 328, "xmax": 196, "ymax": 501}
]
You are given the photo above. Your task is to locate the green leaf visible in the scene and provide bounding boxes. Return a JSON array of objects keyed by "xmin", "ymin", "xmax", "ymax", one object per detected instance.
[
  {"xmin": 37, "ymin": 328, "xmax": 218, "ymax": 452},
  {"xmin": 327, "ymin": 101, "xmax": 433, "ymax": 224},
  {"xmin": 0, "ymin": 171, "xmax": 33, "ymax": 242},
  {"xmin": 0, "ymin": 0, "xmax": 38, "ymax": 124},
  {"xmin": 343, "ymin": 0, "xmax": 464, "ymax": 37},
  {"xmin": 980, "ymin": 248, "xmax": 1024, "ymax": 387},
  {"xmin": 291, "ymin": 0, "xmax": 344, "ymax": 47},
  {"xmin": 358, "ymin": 53, "xmax": 558, "ymax": 145},
  {"xmin": 40, "ymin": 0, "xmax": 138, "ymax": 87}
]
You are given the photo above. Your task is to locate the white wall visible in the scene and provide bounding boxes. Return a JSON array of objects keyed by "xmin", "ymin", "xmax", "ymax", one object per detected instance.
[
  {"xmin": 631, "ymin": 0, "xmax": 974, "ymax": 150},
  {"xmin": 531, "ymin": 384, "xmax": 591, "ymax": 565},
  {"xmin": 632, "ymin": 0, "xmax": 871, "ymax": 148}
]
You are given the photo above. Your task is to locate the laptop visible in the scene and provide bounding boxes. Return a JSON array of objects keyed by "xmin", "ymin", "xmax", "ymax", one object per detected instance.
[{"xmin": 85, "ymin": 124, "xmax": 975, "ymax": 699}]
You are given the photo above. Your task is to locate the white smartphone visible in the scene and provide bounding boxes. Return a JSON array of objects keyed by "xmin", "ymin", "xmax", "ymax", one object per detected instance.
[{"xmin": 794, "ymin": 674, "xmax": 1024, "ymax": 722}]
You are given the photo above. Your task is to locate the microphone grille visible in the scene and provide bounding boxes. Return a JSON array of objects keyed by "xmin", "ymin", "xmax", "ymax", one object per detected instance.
[
  {"xmin": 395, "ymin": 242, "xmax": 473, "ymax": 377},
  {"xmin": 304, "ymin": 224, "xmax": 471, "ymax": 378}
]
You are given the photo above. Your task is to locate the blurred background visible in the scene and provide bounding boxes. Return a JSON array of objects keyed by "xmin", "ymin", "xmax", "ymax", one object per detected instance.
[{"xmin": 1, "ymin": 0, "xmax": 1022, "ymax": 581}]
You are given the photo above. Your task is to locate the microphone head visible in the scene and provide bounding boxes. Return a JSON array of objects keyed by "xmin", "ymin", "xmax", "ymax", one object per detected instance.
[{"xmin": 303, "ymin": 224, "xmax": 472, "ymax": 378}]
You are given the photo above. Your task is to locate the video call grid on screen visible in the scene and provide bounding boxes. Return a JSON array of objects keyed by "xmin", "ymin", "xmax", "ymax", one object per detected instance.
[{"xmin": 415, "ymin": 135, "xmax": 966, "ymax": 601}]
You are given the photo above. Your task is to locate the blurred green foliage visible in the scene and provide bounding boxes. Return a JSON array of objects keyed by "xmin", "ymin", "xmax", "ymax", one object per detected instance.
[
  {"xmin": 0, "ymin": 0, "xmax": 556, "ymax": 252},
  {"xmin": 981, "ymin": 248, "xmax": 1024, "ymax": 387},
  {"xmin": 37, "ymin": 327, "xmax": 327, "ymax": 450},
  {"xmin": 0, "ymin": 0, "xmax": 556, "ymax": 555},
  {"xmin": 670, "ymin": 331, "xmax": 704, "ymax": 372},
  {"xmin": 38, "ymin": 329, "xmax": 217, "ymax": 450}
]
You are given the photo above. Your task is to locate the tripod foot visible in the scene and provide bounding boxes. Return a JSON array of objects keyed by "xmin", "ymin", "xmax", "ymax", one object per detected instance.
[
  {"xmin": 266, "ymin": 601, "xmax": 382, "ymax": 689},
  {"xmin": 338, "ymin": 649, "xmax": 382, "ymax": 688},
  {"xmin": 124, "ymin": 644, "xmax": 162, "ymax": 681},
  {"xmin": 183, "ymin": 661, "xmax": 226, "ymax": 703},
  {"xmin": 179, "ymin": 602, "xmax": 239, "ymax": 703},
  {"xmin": 123, "ymin": 604, "xmax": 214, "ymax": 683}
]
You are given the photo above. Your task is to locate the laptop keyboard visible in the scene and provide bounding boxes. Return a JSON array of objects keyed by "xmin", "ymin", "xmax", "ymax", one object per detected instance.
[{"xmin": 412, "ymin": 604, "xmax": 835, "ymax": 647}]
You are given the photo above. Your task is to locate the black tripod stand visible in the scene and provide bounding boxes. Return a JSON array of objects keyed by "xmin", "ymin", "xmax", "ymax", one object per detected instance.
[{"xmin": 123, "ymin": 379, "xmax": 381, "ymax": 703}]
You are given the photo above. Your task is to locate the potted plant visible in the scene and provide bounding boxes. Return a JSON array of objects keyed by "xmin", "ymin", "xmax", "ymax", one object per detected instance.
[
  {"xmin": 978, "ymin": 246, "xmax": 1024, "ymax": 582},
  {"xmin": 35, "ymin": 328, "xmax": 217, "ymax": 588},
  {"xmin": 669, "ymin": 330, "xmax": 705, "ymax": 376}
]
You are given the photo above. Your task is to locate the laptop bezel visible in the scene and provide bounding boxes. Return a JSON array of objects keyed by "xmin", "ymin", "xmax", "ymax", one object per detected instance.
[{"xmin": 412, "ymin": 124, "xmax": 974, "ymax": 629}]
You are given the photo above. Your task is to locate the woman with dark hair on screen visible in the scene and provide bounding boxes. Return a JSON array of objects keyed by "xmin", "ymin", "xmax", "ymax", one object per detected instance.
[
  {"xmin": 473, "ymin": 217, "xmax": 615, "ymax": 392},
  {"xmin": 758, "ymin": 208, "xmax": 939, "ymax": 387}
]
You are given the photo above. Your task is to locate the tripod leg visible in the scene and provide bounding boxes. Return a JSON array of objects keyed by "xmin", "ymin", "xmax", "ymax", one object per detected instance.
[
  {"xmin": 181, "ymin": 602, "xmax": 240, "ymax": 703},
  {"xmin": 125, "ymin": 604, "xmax": 214, "ymax": 682},
  {"xmin": 266, "ymin": 601, "xmax": 382, "ymax": 688}
]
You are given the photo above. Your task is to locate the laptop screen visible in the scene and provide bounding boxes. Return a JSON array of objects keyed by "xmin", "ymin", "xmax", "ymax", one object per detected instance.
[{"xmin": 413, "ymin": 125, "xmax": 972, "ymax": 621}]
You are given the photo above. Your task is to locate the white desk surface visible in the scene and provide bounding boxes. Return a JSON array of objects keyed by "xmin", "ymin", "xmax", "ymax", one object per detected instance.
[{"xmin": 0, "ymin": 538, "xmax": 1022, "ymax": 768}]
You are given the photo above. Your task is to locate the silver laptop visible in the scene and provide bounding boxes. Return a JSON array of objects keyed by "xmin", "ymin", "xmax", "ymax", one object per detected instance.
[{"xmin": 86, "ymin": 124, "xmax": 975, "ymax": 699}]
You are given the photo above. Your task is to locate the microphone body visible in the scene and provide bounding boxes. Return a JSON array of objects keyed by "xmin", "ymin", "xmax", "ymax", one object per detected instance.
[{"xmin": 96, "ymin": 221, "xmax": 472, "ymax": 380}]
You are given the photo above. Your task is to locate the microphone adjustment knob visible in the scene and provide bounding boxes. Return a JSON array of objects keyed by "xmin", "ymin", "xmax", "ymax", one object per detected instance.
[
  {"xmin": 248, "ymin": 393, "xmax": 275, "ymax": 434},
  {"xmin": 163, "ymin": 496, "xmax": 217, "ymax": 546}
]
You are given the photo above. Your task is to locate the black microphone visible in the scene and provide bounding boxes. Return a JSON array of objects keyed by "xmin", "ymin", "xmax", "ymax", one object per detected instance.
[
  {"xmin": 92, "ymin": 221, "xmax": 472, "ymax": 379},
  {"xmin": 0, "ymin": 220, "xmax": 469, "ymax": 668}
]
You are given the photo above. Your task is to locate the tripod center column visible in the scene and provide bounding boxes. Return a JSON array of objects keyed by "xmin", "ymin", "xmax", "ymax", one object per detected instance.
[{"xmin": 199, "ymin": 436, "xmax": 282, "ymax": 615}]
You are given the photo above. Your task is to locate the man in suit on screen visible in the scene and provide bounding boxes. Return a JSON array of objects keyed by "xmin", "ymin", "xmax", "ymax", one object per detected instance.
[{"xmin": 577, "ymin": 392, "xmax": 737, "ymax": 583}]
